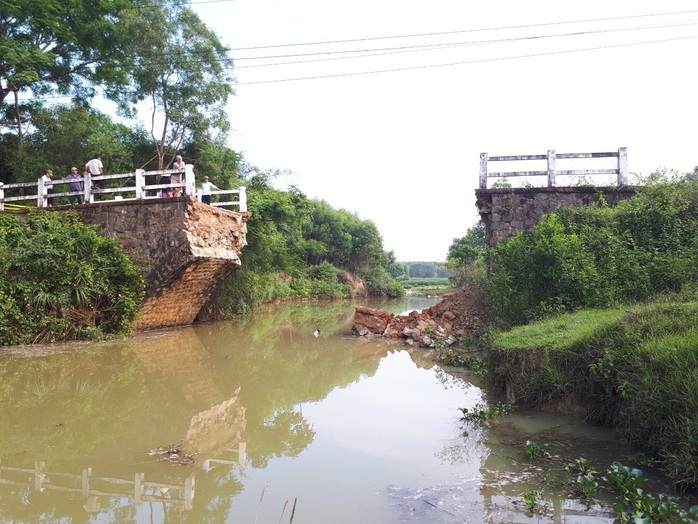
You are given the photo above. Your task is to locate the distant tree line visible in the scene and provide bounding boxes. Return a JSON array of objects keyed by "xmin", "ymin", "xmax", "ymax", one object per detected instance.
[{"xmin": 388, "ymin": 261, "xmax": 451, "ymax": 282}]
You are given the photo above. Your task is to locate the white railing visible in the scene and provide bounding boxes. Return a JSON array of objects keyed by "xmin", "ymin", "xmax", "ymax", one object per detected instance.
[
  {"xmin": 195, "ymin": 188, "xmax": 247, "ymax": 211},
  {"xmin": 0, "ymin": 165, "xmax": 247, "ymax": 212},
  {"xmin": 479, "ymin": 147, "xmax": 628, "ymax": 189}
]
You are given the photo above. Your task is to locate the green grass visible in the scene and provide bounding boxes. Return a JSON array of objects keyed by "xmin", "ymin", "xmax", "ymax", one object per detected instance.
[
  {"xmin": 487, "ymin": 301, "xmax": 698, "ymax": 492},
  {"xmin": 490, "ymin": 308, "xmax": 627, "ymax": 351}
]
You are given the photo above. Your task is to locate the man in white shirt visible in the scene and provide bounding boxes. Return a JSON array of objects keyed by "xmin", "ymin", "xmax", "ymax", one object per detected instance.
[
  {"xmin": 201, "ymin": 176, "xmax": 219, "ymax": 205},
  {"xmin": 84, "ymin": 153, "xmax": 104, "ymax": 189}
]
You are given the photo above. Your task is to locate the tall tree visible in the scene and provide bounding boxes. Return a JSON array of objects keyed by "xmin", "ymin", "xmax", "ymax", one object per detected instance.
[
  {"xmin": 0, "ymin": 0, "xmax": 137, "ymax": 133},
  {"xmin": 122, "ymin": 1, "xmax": 234, "ymax": 169}
]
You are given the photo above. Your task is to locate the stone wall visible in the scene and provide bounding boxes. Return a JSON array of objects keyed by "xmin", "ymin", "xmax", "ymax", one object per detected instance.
[
  {"xmin": 475, "ymin": 186, "xmax": 637, "ymax": 248},
  {"xmin": 74, "ymin": 197, "xmax": 250, "ymax": 329}
]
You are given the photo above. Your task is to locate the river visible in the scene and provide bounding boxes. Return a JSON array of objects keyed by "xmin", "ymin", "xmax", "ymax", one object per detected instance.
[{"xmin": 0, "ymin": 297, "xmax": 694, "ymax": 523}]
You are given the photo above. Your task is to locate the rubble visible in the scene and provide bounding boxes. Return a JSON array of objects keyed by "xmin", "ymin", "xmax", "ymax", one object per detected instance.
[{"xmin": 351, "ymin": 287, "xmax": 487, "ymax": 348}]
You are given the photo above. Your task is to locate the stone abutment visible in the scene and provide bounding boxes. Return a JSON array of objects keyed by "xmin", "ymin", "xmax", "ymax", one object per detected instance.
[
  {"xmin": 475, "ymin": 186, "xmax": 637, "ymax": 248},
  {"xmin": 73, "ymin": 197, "xmax": 249, "ymax": 329}
]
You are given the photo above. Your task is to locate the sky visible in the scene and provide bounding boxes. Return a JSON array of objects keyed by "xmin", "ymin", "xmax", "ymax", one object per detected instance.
[{"xmin": 191, "ymin": 0, "xmax": 698, "ymax": 262}]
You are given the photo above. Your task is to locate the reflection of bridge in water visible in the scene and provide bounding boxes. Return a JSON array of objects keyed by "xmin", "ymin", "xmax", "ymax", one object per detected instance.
[
  {"xmin": 0, "ymin": 449, "xmax": 243, "ymax": 513},
  {"xmin": 0, "ymin": 443, "xmax": 246, "ymax": 513},
  {"xmin": 0, "ymin": 388, "xmax": 248, "ymax": 514}
]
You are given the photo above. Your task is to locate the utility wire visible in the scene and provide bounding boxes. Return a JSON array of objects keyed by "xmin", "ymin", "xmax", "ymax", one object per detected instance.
[
  {"xmin": 233, "ymin": 34, "xmax": 698, "ymax": 85},
  {"xmin": 102, "ymin": 8, "xmax": 698, "ymax": 63},
  {"xmin": 222, "ymin": 9, "xmax": 698, "ymax": 51},
  {"xmin": 15, "ymin": 33, "xmax": 698, "ymax": 99},
  {"xmin": 230, "ymin": 19, "xmax": 698, "ymax": 65},
  {"xmin": 127, "ymin": 18, "xmax": 698, "ymax": 68},
  {"xmin": 12, "ymin": 13, "xmax": 698, "ymax": 99}
]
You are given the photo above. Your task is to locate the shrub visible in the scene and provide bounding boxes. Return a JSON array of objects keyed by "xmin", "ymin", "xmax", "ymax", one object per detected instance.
[{"xmin": 0, "ymin": 211, "xmax": 144, "ymax": 344}]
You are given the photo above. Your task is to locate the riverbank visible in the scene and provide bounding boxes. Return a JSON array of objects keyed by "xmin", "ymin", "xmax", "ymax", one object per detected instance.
[
  {"xmin": 486, "ymin": 301, "xmax": 698, "ymax": 493},
  {"xmin": 359, "ymin": 286, "xmax": 698, "ymax": 492}
]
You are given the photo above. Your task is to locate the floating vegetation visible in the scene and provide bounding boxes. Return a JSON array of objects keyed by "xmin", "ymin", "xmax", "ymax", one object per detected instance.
[
  {"xmin": 513, "ymin": 489, "xmax": 550, "ymax": 517},
  {"xmin": 436, "ymin": 351, "xmax": 488, "ymax": 377},
  {"xmin": 146, "ymin": 443, "xmax": 196, "ymax": 466},
  {"xmin": 459, "ymin": 402, "xmax": 514, "ymax": 424},
  {"xmin": 524, "ymin": 440, "xmax": 551, "ymax": 460},
  {"xmin": 559, "ymin": 459, "xmax": 698, "ymax": 523}
]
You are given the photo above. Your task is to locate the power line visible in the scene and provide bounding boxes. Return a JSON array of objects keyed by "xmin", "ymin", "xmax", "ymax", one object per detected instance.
[
  {"xmin": 10, "ymin": 12, "xmax": 698, "ymax": 99},
  {"xmin": 126, "ymin": 17, "xmax": 698, "ymax": 68},
  {"xmin": 232, "ymin": 35, "xmax": 698, "ymax": 86},
  {"xmin": 14, "ymin": 34, "xmax": 698, "ymax": 100},
  {"xmin": 223, "ymin": 9, "xmax": 698, "ymax": 52},
  {"xmin": 230, "ymin": 19, "xmax": 698, "ymax": 65}
]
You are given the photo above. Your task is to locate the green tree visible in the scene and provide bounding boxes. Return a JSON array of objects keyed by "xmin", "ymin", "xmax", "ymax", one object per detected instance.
[
  {"xmin": 445, "ymin": 221, "xmax": 487, "ymax": 288},
  {"xmin": 14, "ymin": 104, "xmax": 151, "ymax": 183},
  {"xmin": 447, "ymin": 221, "xmax": 486, "ymax": 267},
  {"xmin": 122, "ymin": 0, "xmax": 233, "ymax": 168},
  {"xmin": 0, "ymin": 0, "xmax": 138, "ymax": 134}
]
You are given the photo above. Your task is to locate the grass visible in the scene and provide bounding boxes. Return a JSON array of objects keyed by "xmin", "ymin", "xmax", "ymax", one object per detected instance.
[
  {"xmin": 489, "ymin": 308, "xmax": 627, "ymax": 351},
  {"xmin": 487, "ymin": 301, "xmax": 698, "ymax": 492}
]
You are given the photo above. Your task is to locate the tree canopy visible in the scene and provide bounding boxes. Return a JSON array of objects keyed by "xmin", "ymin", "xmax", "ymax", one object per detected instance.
[
  {"xmin": 1, "ymin": 0, "xmax": 235, "ymax": 175},
  {"xmin": 0, "ymin": 0, "xmax": 138, "ymax": 129},
  {"xmin": 122, "ymin": 0, "xmax": 234, "ymax": 168}
]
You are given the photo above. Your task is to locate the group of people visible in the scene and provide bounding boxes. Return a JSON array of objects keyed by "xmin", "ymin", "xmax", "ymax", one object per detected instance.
[
  {"xmin": 157, "ymin": 156, "xmax": 220, "ymax": 204},
  {"xmin": 158, "ymin": 155, "xmax": 185, "ymax": 198},
  {"xmin": 40, "ymin": 153, "xmax": 220, "ymax": 206},
  {"xmin": 41, "ymin": 154, "xmax": 103, "ymax": 207}
]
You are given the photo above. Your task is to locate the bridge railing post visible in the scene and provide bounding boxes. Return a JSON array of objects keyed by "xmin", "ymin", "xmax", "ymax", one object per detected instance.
[
  {"xmin": 239, "ymin": 186, "xmax": 247, "ymax": 212},
  {"xmin": 547, "ymin": 150, "xmax": 556, "ymax": 187},
  {"xmin": 185, "ymin": 164, "xmax": 195, "ymax": 197},
  {"xmin": 83, "ymin": 173, "xmax": 92, "ymax": 204},
  {"xmin": 135, "ymin": 169, "xmax": 145, "ymax": 199},
  {"xmin": 84, "ymin": 173, "xmax": 94, "ymax": 203},
  {"xmin": 0, "ymin": 182, "xmax": 4, "ymax": 211},
  {"xmin": 37, "ymin": 176, "xmax": 47, "ymax": 208},
  {"xmin": 479, "ymin": 153, "xmax": 488, "ymax": 189},
  {"xmin": 618, "ymin": 147, "xmax": 628, "ymax": 186}
]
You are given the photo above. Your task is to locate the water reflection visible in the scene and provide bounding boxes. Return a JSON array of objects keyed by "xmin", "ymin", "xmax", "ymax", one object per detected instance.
[{"xmin": 0, "ymin": 297, "xmax": 693, "ymax": 523}]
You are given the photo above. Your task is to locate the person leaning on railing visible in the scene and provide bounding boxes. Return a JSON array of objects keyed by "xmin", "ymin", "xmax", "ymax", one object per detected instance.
[
  {"xmin": 171, "ymin": 154, "xmax": 185, "ymax": 197},
  {"xmin": 84, "ymin": 153, "xmax": 104, "ymax": 190},
  {"xmin": 200, "ymin": 176, "xmax": 219, "ymax": 205}
]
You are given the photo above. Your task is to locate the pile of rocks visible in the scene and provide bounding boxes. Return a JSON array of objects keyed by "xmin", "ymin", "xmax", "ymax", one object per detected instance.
[{"xmin": 351, "ymin": 287, "xmax": 487, "ymax": 348}]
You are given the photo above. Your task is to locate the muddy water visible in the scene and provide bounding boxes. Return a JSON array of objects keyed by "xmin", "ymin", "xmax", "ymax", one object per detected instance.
[{"xmin": 0, "ymin": 297, "xmax": 693, "ymax": 523}]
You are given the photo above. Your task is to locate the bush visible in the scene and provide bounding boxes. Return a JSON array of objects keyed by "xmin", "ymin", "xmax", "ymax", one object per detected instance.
[
  {"xmin": 488, "ymin": 180, "xmax": 698, "ymax": 326},
  {"xmin": 0, "ymin": 211, "xmax": 144, "ymax": 344}
]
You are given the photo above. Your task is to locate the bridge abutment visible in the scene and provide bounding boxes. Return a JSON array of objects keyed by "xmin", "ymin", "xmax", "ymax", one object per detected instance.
[
  {"xmin": 74, "ymin": 197, "xmax": 249, "ymax": 329},
  {"xmin": 475, "ymin": 186, "xmax": 637, "ymax": 248}
]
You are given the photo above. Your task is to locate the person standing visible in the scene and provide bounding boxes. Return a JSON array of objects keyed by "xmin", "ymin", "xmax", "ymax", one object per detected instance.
[
  {"xmin": 200, "ymin": 176, "xmax": 219, "ymax": 205},
  {"xmin": 41, "ymin": 169, "xmax": 54, "ymax": 207},
  {"xmin": 65, "ymin": 167, "xmax": 83, "ymax": 204},
  {"xmin": 171, "ymin": 154, "xmax": 185, "ymax": 197},
  {"xmin": 84, "ymin": 153, "xmax": 104, "ymax": 189}
]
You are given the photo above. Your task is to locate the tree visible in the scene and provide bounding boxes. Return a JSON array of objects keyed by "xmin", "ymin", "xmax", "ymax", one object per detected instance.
[
  {"xmin": 0, "ymin": 0, "xmax": 138, "ymax": 135},
  {"xmin": 122, "ymin": 0, "xmax": 234, "ymax": 168},
  {"xmin": 20, "ymin": 104, "xmax": 151, "ymax": 181},
  {"xmin": 446, "ymin": 220, "xmax": 486, "ymax": 268}
]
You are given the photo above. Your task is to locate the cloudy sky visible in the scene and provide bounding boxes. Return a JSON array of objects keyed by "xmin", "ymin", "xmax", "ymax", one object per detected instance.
[{"xmin": 192, "ymin": 0, "xmax": 698, "ymax": 262}]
